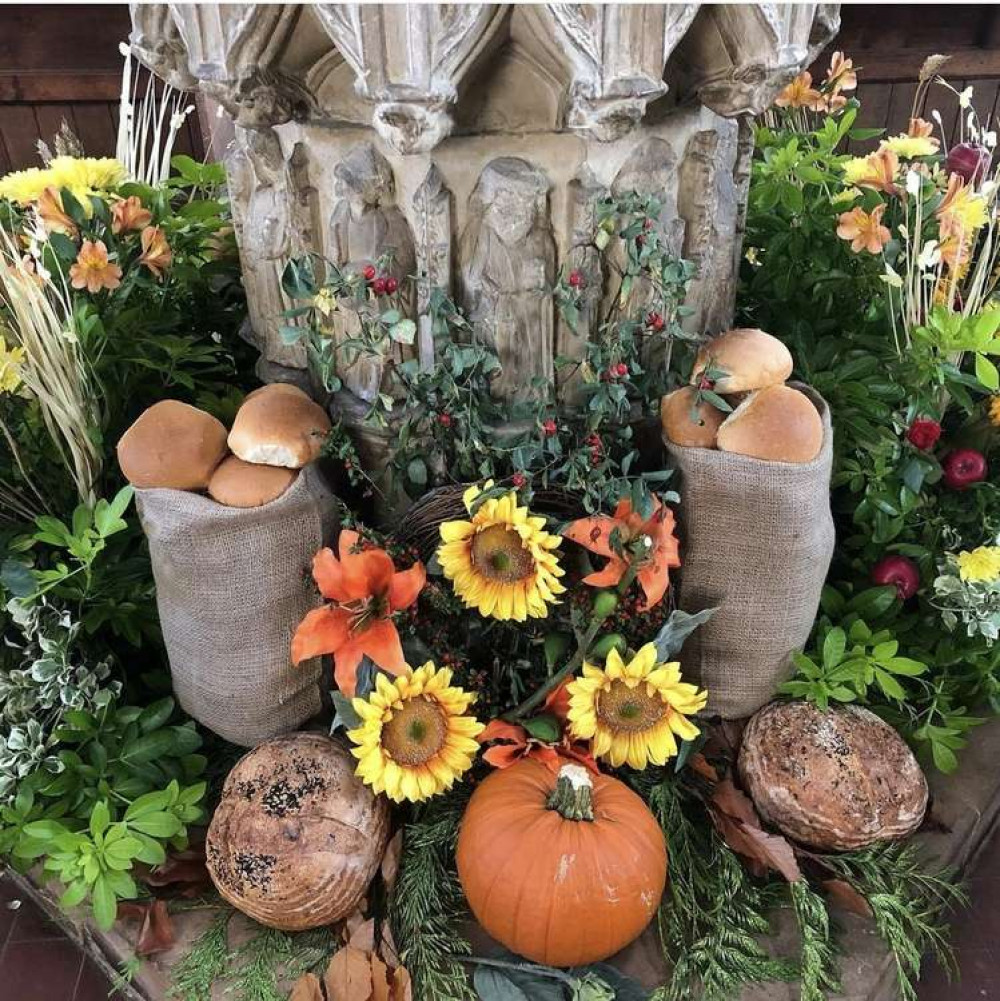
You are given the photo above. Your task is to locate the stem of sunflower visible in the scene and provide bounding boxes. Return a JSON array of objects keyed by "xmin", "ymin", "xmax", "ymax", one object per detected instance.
[{"xmin": 507, "ymin": 555, "xmax": 642, "ymax": 721}]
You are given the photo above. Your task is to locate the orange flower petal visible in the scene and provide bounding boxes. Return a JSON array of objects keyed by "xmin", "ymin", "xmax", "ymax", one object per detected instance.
[
  {"xmin": 581, "ymin": 557, "xmax": 628, "ymax": 588},
  {"xmin": 341, "ymin": 548, "xmax": 395, "ymax": 601},
  {"xmin": 483, "ymin": 744, "xmax": 526, "ymax": 769},
  {"xmin": 479, "ymin": 719, "xmax": 527, "ymax": 744},
  {"xmin": 332, "ymin": 639, "xmax": 366, "ymax": 697},
  {"xmin": 637, "ymin": 562, "xmax": 671, "ymax": 611},
  {"xmin": 542, "ymin": 681, "xmax": 572, "ymax": 722},
  {"xmin": 311, "ymin": 547, "xmax": 353, "ymax": 603},
  {"xmin": 528, "ymin": 745, "xmax": 562, "ymax": 771},
  {"xmin": 356, "ymin": 618, "xmax": 407, "ymax": 676},
  {"xmin": 338, "ymin": 529, "xmax": 361, "ymax": 561},
  {"xmin": 388, "ymin": 562, "xmax": 426, "ymax": 611},
  {"xmin": 291, "ymin": 606, "xmax": 351, "ymax": 665},
  {"xmin": 563, "ymin": 515, "xmax": 621, "ymax": 558}
]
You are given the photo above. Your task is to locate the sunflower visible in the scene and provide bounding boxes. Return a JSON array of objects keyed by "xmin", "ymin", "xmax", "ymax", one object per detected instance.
[
  {"xmin": 437, "ymin": 481, "xmax": 565, "ymax": 620},
  {"xmin": 567, "ymin": 643, "xmax": 708, "ymax": 770},
  {"xmin": 348, "ymin": 663, "xmax": 484, "ymax": 802}
]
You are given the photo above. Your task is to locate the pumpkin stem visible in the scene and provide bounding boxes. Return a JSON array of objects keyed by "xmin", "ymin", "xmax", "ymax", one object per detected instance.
[{"xmin": 546, "ymin": 763, "xmax": 595, "ymax": 822}]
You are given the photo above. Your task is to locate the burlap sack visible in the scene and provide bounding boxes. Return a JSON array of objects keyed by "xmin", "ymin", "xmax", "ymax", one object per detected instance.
[
  {"xmin": 135, "ymin": 464, "xmax": 339, "ymax": 746},
  {"xmin": 664, "ymin": 385, "xmax": 835, "ymax": 718}
]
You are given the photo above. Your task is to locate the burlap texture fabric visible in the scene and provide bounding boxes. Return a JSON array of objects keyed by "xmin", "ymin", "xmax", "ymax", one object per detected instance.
[
  {"xmin": 135, "ymin": 464, "xmax": 339, "ymax": 746},
  {"xmin": 664, "ymin": 385, "xmax": 835, "ymax": 719}
]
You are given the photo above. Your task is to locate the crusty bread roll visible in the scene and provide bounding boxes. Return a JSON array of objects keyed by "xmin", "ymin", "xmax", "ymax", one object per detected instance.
[
  {"xmin": 228, "ymin": 385, "xmax": 331, "ymax": 469},
  {"xmin": 208, "ymin": 456, "xmax": 298, "ymax": 507},
  {"xmin": 660, "ymin": 387, "xmax": 726, "ymax": 448},
  {"xmin": 691, "ymin": 328, "xmax": 793, "ymax": 393},
  {"xmin": 716, "ymin": 385, "xmax": 823, "ymax": 463},
  {"xmin": 117, "ymin": 400, "xmax": 228, "ymax": 490}
]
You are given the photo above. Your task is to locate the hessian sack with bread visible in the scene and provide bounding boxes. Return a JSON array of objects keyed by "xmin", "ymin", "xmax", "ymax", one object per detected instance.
[
  {"xmin": 664, "ymin": 385, "xmax": 835, "ymax": 718},
  {"xmin": 135, "ymin": 464, "xmax": 339, "ymax": 745}
]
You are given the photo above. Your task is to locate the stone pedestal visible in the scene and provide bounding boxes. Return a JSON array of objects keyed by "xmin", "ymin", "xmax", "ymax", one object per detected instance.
[{"xmin": 129, "ymin": 3, "xmax": 839, "ymax": 411}]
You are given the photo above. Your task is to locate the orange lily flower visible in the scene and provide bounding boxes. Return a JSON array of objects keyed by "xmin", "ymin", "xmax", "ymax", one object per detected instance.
[
  {"xmin": 69, "ymin": 239, "xmax": 122, "ymax": 293},
  {"xmin": 775, "ymin": 71, "xmax": 823, "ymax": 111},
  {"xmin": 836, "ymin": 204, "xmax": 890, "ymax": 255},
  {"xmin": 112, "ymin": 195, "xmax": 152, "ymax": 235},
  {"xmin": 478, "ymin": 721, "xmax": 599, "ymax": 774},
  {"xmin": 563, "ymin": 495, "xmax": 680, "ymax": 610},
  {"xmin": 37, "ymin": 186, "xmax": 78, "ymax": 238},
  {"xmin": 291, "ymin": 530, "xmax": 426, "ymax": 696},
  {"xmin": 138, "ymin": 225, "xmax": 173, "ymax": 280}
]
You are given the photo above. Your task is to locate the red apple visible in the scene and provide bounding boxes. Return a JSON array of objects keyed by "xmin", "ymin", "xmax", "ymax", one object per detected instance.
[
  {"xmin": 942, "ymin": 448, "xmax": 987, "ymax": 490},
  {"xmin": 871, "ymin": 555, "xmax": 920, "ymax": 600}
]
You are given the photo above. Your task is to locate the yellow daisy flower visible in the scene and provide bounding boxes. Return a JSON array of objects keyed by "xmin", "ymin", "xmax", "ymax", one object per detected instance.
[
  {"xmin": 880, "ymin": 134, "xmax": 939, "ymax": 158},
  {"xmin": 567, "ymin": 643, "xmax": 708, "ymax": 770},
  {"xmin": 348, "ymin": 662, "xmax": 484, "ymax": 803},
  {"xmin": 437, "ymin": 481, "xmax": 565, "ymax": 621},
  {"xmin": 956, "ymin": 546, "xmax": 1000, "ymax": 583},
  {"xmin": 0, "ymin": 338, "xmax": 24, "ymax": 395},
  {"xmin": 0, "ymin": 156, "xmax": 124, "ymax": 209},
  {"xmin": 989, "ymin": 394, "xmax": 1000, "ymax": 427}
]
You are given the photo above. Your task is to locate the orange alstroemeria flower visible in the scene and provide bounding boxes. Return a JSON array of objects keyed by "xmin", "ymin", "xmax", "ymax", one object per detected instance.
[
  {"xmin": 37, "ymin": 186, "xmax": 78, "ymax": 238},
  {"xmin": 825, "ymin": 51, "xmax": 858, "ymax": 93},
  {"xmin": 908, "ymin": 116, "xmax": 936, "ymax": 140},
  {"xmin": 775, "ymin": 71, "xmax": 823, "ymax": 111},
  {"xmin": 478, "ymin": 719, "xmax": 599, "ymax": 775},
  {"xmin": 291, "ymin": 530, "xmax": 426, "ymax": 697},
  {"xmin": 564, "ymin": 495, "xmax": 681, "ymax": 611},
  {"xmin": 112, "ymin": 195, "xmax": 152, "ymax": 235},
  {"xmin": 836, "ymin": 204, "xmax": 891, "ymax": 255},
  {"xmin": 138, "ymin": 225, "xmax": 172, "ymax": 280},
  {"xmin": 69, "ymin": 239, "xmax": 122, "ymax": 293}
]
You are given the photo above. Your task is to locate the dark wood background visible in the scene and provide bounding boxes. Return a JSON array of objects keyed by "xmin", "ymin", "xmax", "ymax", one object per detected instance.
[
  {"xmin": 1, "ymin": 4, "xmax": 999, "ymax": 172},
  {"xmin": 0, "ymin": 4, "xmax": 203, "ymax": 174}
]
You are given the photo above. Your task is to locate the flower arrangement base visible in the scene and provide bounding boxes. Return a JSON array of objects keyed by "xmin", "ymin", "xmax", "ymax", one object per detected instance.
[{"xmin": 10, "ymin": 714, "xmax": 1000, "ymax": 1001}]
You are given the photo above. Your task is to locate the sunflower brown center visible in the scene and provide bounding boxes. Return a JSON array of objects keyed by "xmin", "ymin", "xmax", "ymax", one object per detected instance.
[
  {"xmin": 470, "ymin": 525, "xmax": 534, "ymax": 583},
  {"xmin": 596, "ymin": 680, "xmax": 666, "ymax": 733},
  {"xmin": 382, "ymin": 696, "xmax": 448, "ymax": 766}
]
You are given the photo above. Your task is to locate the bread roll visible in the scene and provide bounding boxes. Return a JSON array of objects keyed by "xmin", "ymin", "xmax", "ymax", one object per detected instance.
[
  {"xmin": 660, "ymin": 387, "xmax": 725, "ymax": 448},
  {"xmin": 208, "ymin": 456, "xmax": 297, "ymax": 507},
  {"xmin": 229, "ymin": 386, "xmax": 331, "ymax": 469},
  {"xmin": 716, "ymin": 385, "xmax": 822, "ymax": 463},
  {"xmin": 691, "ymin": 328, "xmax": 793, "ymax": 393},
  {"xmin": 117, "ymin": 400, "xmax": 228, "ymax": 490}
]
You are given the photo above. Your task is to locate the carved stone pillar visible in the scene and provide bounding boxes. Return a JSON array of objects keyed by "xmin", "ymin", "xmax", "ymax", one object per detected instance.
[{"xmin": 130, "ymin": 1, "xmax": 838, "ymax": 415}]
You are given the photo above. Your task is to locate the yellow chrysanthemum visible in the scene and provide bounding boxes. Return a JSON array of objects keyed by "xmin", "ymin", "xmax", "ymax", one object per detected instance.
[
  {"xmin": 437, "ymin": 481, "xmax": 565, "ymax": 621},
  {"xmin": 0, "ymin": 156, "xmax": 125, "ymax": 209},
  {"xmin": 567, "ymin": 643, "xmax": 708, "ymax": 770},
  {"xmin": 989, "ymin": 395, "xmax": 1000, "ymax": 428},
  {"xmin": 348, "ymin": 662, "xmax": 484, "ymax": 803},
  {"xmin": 0, "ymin": 338, "xmax": 24, "ymax": 395},
  {"xmin": 956, "ymin": 546, "xmax": 1000, "ymax": 583},
  {"xmin": 880, "ymin": 134, "xmax": 939, "ymax": 158}
]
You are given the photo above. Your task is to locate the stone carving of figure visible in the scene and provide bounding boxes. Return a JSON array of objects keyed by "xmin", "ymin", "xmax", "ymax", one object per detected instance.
[
  {"xmin": 412, "ymin": 164, "xmax": 453, "ymax": 373},
  {"xmin": 226, "ymin": 127, "xmax": 306, "ymax": 372},
  {"xmin": 328, "ymin": 142, "xmax": 416, "ymax": 403},
  {"xmin": 460, "ymin": 157, "xmax": 556, "ymax": 403}
]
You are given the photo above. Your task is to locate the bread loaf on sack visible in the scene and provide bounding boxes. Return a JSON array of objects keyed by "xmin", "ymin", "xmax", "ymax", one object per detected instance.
[
  {"xmin": 229, "ymin": 384, "xmax": 331, "ymax": 469},
  {"xmin": 117, "ymin": 400, "xmax": 228, "ymax": 490},
  {"xmin": 660, "ymin": 386, "xmax": 726, "ymax": 448},
  {"xmin": 690, "ymin": 327, "xmax": 793, "ymax": 393},
  {"xmin": 716, "ymin": 385, "xmax": 823, "ymax": 463},
  {"xmin": 208, "ymin": 455, "xmax": 298, "ymax": 508}
]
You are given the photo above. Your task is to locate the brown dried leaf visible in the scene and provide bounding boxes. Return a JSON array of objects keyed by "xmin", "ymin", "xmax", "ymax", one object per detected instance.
[
  {"xmin": 140, "ymin": 844, "xmax": 211, "ymax": 897},
  {"xmin": 371, "ymin": 953, "xmax": 391, "ymax": 1001},
  {"xmin": 348, "ymin": 917, "xmax": 376, "ymax": 954},
  {"xmin": 325, "ymin": 945, "xmax": 374, "ymax": 1001},
  {"xmin": 823, "ymin": 878, "xmax": 873, "ymax": 918},
  {"xmin": 392, "ymin": 965, "xmax": 412, "ymax": 1001},
  {"xmin": 289, "ymin": 972, "xmax": 325, "ymax": 1001},
  {"xmin": 708, "ymin": 807, "xmax": 802, "ymax": 883},
  {"xmin": 711, "ymin": 777, "xmax": 761, "ymax": 828},
  {"xmin": 119, "ymin": 899, "xmax": 175, "ymax": 956},
  {"xmin": 688, "ymin": 752, "xmax": 719, "ymax": 783},
  {"xmin": 380, "ymin": 830, "xmax": 403, "ymax": 891}
]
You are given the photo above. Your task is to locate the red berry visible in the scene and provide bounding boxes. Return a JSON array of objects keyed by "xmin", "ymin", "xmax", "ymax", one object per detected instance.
[
  {"xmin": 542, "ymin": 418, "xmax": 558, "ymax": 437},
  {"xmin": 512, "ymin": 472, "xmax": 526, "ymax": 488},
  {"xmin": 372, "ymin": 277, "xmax": 387, "ymax": 295},
  {"xmin": 385, "ymin": 276, "xmax": 399, "ymax": 294},
  {"xmin": 906, "ymin": 417, "xmax": 941, "ymax": 451},
  {"xmin": 585, "ymin": 433, "xmax": 601, "ymax": 447},
  {"xmin": 590, "ymin": 453, "xmax": 601, "ymax": 467},
  {"xmin": 698, "ymin": 375, "xmax": 714, "ymax": 390},
  {"xmin": 568, "ymin": 270, "xmax": 584, "ymax": 288},
  {"xmin": 438, "ymin": 413, "xmax": 453, "ymax": 428},
  {"xmin": 870, "ymin": 555, "xmax": 921, "ymax": 600},
  {"xmin": 615, "ymin": 362, "xmax": 628, "ymax": 378},
  {"xmin": 942, "ymin": 448, "xmax": 988, "ymax": 490},
  {"xmin": 643, "ymin": 218, "xmax": 653, "ymax": 230},
  {"xmin": 636, "ymin": 234, "xmax": 645, "ymax": 246},
  {"xmin": 647, "ymin": 312, "xmax": 665, "ymax": 331},
  {"xmin": 362, "ymin": 264, "xmax": 377, "ymax": 281}
]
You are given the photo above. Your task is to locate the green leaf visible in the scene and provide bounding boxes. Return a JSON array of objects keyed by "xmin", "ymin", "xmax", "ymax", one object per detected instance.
[
  {"xmin": 125, "ymin": 789, "xmax": 172, "ymax": 821},
  {"xmin": 407, "ymin": 457, "xmax": 428, "ymax": 486},
  {"xmin": 875, "ymin": 668, "xmax": 906, "ymax": 700},
  {"xmin": 522, "ymin": 715, "xmax": 561, "ymax": 743},
  {"xmin": 931, "ymin": 740, "xmax": 958, "ymax": 773},
  {"xmin": 389, "ymin": 319, "xmax": 416, "ymax": 345},
  {"xmin": 121, "ymin": 731, "xmax": 176, "ymax": 764},
  {"xmin": 128, "ymin": 812, "xmax": 182, "ymax": 839},
  {"xmin": 138, "ymin": 698, "xmax": 175, "ymax": 734},
  {"xmin": 822, "ymin": 627, "xmax": 846, "ymax": 669},
  {"xmin": 846, "ymin": 586, "xmax": 897, "ymax": 620},
  {"xmin": 59, "ymin": 880, "xmax": 89, "ymax": 909},
  {"xmin": 331, "ymin": 691, "xmax": 362, "ymax": 733},
  {"xmin": 92, "ymin": 874, "xmax": 117, "ymax": 931},
  {"xmin": 544, "ymin": 633, "xmax": 571, "ymax": 670},
  {"xmin": 1, "ymin": 559, "xmax": 36, "ymax": 598},
  {"xmin": 881, "ymin": 657, "xmax": 927, "ymax": 676},
  {"xmin": 652, "ymin": 607, "xmax": 718, "ymax": 662},
  {"xmin": 89, "ymin": 801, "xmax": 110, "ymax": 840},
  {"xmin": 975, "ymin": 352, "xmax": 1000, "ymax": 391}
]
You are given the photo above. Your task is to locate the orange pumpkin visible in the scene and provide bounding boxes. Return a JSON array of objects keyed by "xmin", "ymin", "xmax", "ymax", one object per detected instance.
[{"xmin": 456, "ymin": 759, "xmax": 667, "ymax": 967}]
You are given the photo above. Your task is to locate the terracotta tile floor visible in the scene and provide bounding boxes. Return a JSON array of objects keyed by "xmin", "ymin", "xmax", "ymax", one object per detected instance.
[{"xmin": 0, "ymin": 829, "xmax": 997, "ymax": 1001}]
